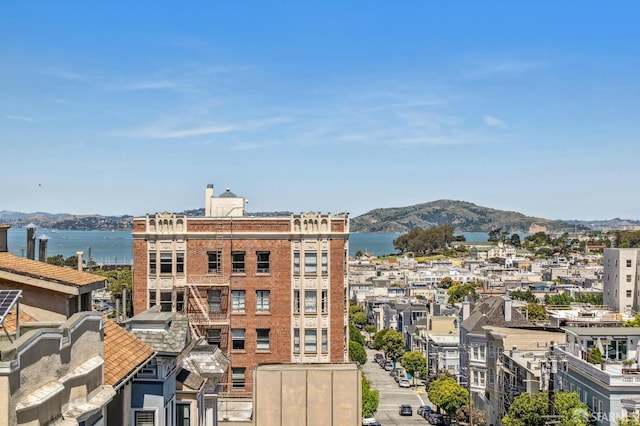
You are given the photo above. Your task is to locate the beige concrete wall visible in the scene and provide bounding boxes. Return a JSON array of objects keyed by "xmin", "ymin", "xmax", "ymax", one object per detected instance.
[{"xmin": 253, "ymin": 363, "xmax": 361, "ymax": 426}]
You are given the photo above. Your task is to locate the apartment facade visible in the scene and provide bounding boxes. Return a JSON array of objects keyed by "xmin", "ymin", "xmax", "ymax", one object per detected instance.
[
  {"xmin": 603, "ymin": 248, "xmax": 640, "ymax": 313},
  {"xmin": 132, "ymin": 185, "xmax": 350, "ymax": 396}
]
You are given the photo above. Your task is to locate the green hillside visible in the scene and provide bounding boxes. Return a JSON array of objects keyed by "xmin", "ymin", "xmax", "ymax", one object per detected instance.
[{"xmin": 350, "ymin": 200, "xmax": 574, "ymax": 233}]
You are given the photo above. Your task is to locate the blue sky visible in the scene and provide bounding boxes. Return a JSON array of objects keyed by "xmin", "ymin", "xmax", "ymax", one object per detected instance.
[{"xmin": 1, "ymin": 1, "xmax": 639, "ymax": 220}]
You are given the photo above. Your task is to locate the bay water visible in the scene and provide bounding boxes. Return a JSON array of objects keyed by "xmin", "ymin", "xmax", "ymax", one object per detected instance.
[{"xmin": 6, "ymin": 228, "xmax": 494, "ymax": 264}]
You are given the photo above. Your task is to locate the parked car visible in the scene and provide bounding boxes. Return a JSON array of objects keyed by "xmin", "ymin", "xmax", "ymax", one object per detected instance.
[
  {"xmin": 428, "ymin": 413, "xmax": 443, "ymax": 425},
  {"xmin": 362, "ymin": 417, "xmax": 382, "ymax": 426},
  {"xmin": 389, "ymin": 368, "xmax": 400, "ymax": 377},
  {"xmin": 394, "ymin": 373, "xmax": 406, "ymax": 383},
  {"xmin": 399, "ymin": 404, "xmax": 413, "ymax": 416},
  {"xmin": 384, "ymin": 362, "xmax": 394, "ymax": 371},
  {"xmin": 398, "ymin": 378, "xmax": 411, "ymax": 388},
  {"xmin": 417, "ymin": 405, "xmax": 433, "ymax": 417}
]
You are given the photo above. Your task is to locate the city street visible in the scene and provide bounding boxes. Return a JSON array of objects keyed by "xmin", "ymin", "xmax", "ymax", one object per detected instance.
[{"xmin": 363, "ymin": 348, "xmax": 434, "ymax": 425}]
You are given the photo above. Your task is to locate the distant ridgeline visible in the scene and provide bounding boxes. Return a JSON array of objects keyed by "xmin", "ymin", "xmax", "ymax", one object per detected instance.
[{"xmin": 350, "ymin": 200, "xmax": 584, "ymax": 233}]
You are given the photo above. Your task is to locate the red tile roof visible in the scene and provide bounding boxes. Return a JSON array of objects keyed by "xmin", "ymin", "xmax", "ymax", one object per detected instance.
[
  {"xmin": 103, "ymin": 318, "xmax": 155, "ymax": 387},
  {"xmin": 0, "ymin": 252, "xmax": 106, "ymax": 287}
]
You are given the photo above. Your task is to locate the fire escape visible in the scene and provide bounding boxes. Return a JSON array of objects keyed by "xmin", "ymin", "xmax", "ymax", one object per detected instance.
[{"xmin": 184, "ymin": 220, "xmax": 230, "ymax": 352}]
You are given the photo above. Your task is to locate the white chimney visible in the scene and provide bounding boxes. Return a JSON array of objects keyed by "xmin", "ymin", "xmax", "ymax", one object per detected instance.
[
  {"xmin": 462, "ymin": 296, "xmax": 470, "ymax": 321},
  {"xmin": 504, "ymin": 295, "xmax": 512, "ymax": 322},
  {"xmin": 76, "ymin": 252, "xmax": 84, "ymax": 271},
  {"xmin": 205, "ymin": 184, "xmax": 215, "ymax": 216}
]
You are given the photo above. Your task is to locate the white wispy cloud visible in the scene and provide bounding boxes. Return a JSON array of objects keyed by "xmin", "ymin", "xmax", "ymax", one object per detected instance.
[
  {"xmin": 483, "ymin": 115, "xmax": 506, "ymax": 128},
  {"xmin": 460, "ymin": 59, "xmax": 544, "ymax": 80},
  {"xmin": 120, "ymin": 124, "xmax": 236, "ymax": 139},
  {"xmin": 43, "ymin": 68, "xmax": 90, "ymax": 81},
  {"xmin": 231, "ymin": 141, "xmax": 279, "ymax": 151},
  {"xmin": 116, "ymin": 79, "xmax": 189, "ymax": 92},
  {"xmin": 6, "ymin": 114, "xmax": 35, "ymax": 122}
]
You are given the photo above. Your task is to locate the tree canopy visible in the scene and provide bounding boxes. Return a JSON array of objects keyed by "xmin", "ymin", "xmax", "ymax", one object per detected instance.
[
  {"xmin": 349, "ymin": 340, "xmax": 367, "ymax": 365},
  {"xmin": 510, "ymin": 289, "xmax": 537, "ymax": 303},
  {"xmin": 392, "ymin": 224, "xmax": 456, "ymax": 255},
  {"xmin": 447, "ymin": 282, "xmax": 480, "ymax": 304},
  {"xmin": 522, "ymin": 303, "xmax": 547, "ymax": 322},
  {"xmin": 361, "ymin": 374, "xmax": 380, "ymax": 418},
  {"xmin": 374, "ymin": 329, "xmax": 405, "ymax": 362},
  {"xmin": 349, "ymin": 324, "xmax": 365, "ymax": 345},
  {"xmin": 502, "ymin": 391, "xmax": 590, "ymax": 426},
  {"xmin": 400, "ymin": 351, "xmax": 427, "ymax": 385},
  {"xmin": 427, "ymin": 375, "xmax": 469, "ymax": 416}
]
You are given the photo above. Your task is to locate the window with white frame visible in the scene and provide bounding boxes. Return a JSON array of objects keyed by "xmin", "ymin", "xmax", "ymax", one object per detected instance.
[
  {"xmin": 294, "ymin": 328, "xmax": 300, "ymax": 352},
  {"xmin": 305, "ymin": 329, "xmax": 317, "ymax": 352},
  {"xmin": 322, "ymin": 329, "xmax": 328, "ymax": 352},
  {"xmin": 232, "ymin": 367, "xmax": 246, "ymax": 388},
  {"xmin": 305, "ymin": 253, "xmax": 317, "ymax": 274},
  {"xmin": 321, "ymin": 251, "xmax": 328, "ymax": 274},
  {"xmin": 321, "ymin": 290, "xmax": 328, "ymax": 313},
  {"xmin": 208, "ymin": 290, "xmax": 221, "ymax": 313},
  {"xmin": 176, "ymin": 403, "xmax": 190, "ymax": 426},
  {"xmin": 149, "ymin": 253, "xmax": 157, "ymax": 275},
  {"xmin": 232, "ymin": 329, "xmax": 245, "ymax": 350},
  {"xmin": 135, "ymin": 410, "xmax": 155, "ymax": 426},
  {"xmin": 176, "ymin": 252, "xmax": 184, "ymax": 274},
  {"xmin": 160, "ymin": 252, "xmax": 172, "ymax": 274},
  {"xmin": 257, "ymin": 329, "xmax": 270, "ymax": 350},
  {"xmin": 293, "ymin": 252, "xmax": 300, "ymax": 274},
  {"xmin": 232, "ymin": 251, "xmax": 245, "ymax": 273},
  {"xmin": 256, "ymin": 290, "xmax": 270, "ymax": 312},
  {"xmin": 231, "ymin": 290, "xmax": 245, "ymax": 312},
  {"xmin": 293, "ymin": 290, "xmax": 300, "ymax": 313},
  {"xmin": 207, "ymin": 251, "xmax": 221, "ymax": 274},
  {"xmin": 305, "ymin": 290, "xmax": 317, "ymax": 313},
  {"xmin": 206, "ymin": 329, "xmax": 221, "ymax": 347}
]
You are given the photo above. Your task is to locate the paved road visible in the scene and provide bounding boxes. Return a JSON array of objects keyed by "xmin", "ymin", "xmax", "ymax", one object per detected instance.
[{"xmin": 363, "ymin": 348, "xmax": 434, "ymax": 425}]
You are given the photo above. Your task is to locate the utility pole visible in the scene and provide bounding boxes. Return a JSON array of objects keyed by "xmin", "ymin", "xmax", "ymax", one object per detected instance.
[{"xmin": 548, "ymin": 342, "xmax": 556, "ymax": 419}]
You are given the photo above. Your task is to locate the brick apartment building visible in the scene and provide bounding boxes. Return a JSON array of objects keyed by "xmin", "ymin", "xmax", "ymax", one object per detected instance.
[{"xmin": 132, "ymin": 185, "xmax": 350, "ymax": 395}]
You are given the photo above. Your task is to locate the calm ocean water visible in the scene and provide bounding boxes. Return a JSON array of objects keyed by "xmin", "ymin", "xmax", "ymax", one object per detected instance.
[{"xmin": 6, "ymin": 228, "xmax": 494, "ymax": 263}]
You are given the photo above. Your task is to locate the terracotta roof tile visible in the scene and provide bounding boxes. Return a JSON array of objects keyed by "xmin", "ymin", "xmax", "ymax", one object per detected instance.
[
  {"xmin": 103, "ymin": 318, "xmax": 155, "ymax": 387},
  {"xmin": 0, "ymin": 252, "xmax": 106, "ymax": 287}
]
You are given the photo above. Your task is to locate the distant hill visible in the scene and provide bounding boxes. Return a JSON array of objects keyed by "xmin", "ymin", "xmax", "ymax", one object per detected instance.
[
  {"xmin": 350, "ymin": 200, "xmax": 578, "ymax": 233},
  {"xmin": 563, "ymin": 218, "xmax": 640, "ymax": 231}
]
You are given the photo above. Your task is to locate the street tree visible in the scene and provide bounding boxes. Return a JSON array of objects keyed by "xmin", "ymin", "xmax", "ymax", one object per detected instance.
[
  {"xmin": 351, "ymin": 311, "xmax": 368, "ymax": 328},
  {"xmin": 510, "ymin": 289, "xmax": 537, "ymax": 303},
  {"xmin": 400, "ymin": 351, "xmax": 427, "ymax": 386},
  {"xmin": 502, "ymin": 391, "xmax": 589, "ymax": 426},
  {"xmin": 380, "ymin": 329, "xmax": 405, "ymax": 363},
  {"xmin": 618, "ymin": 414, "xmax": 640, "ymax": 426},
  {"xmin": 349, "ymin": 340, "xmax": 367, "ymax": 365},
  {"xmin": 624, "ymin": 314, "xmax": 640, "ymax": 327},
  {"xmin": 447, "ymin": 282, "xmax": 479, "ymax": 304},
  {"xmin": 439, "ymin": 277, "xmax": 454, "ymax": 289},
  {"xmin": 427, "ymin": 375, "xmax": 468, "ymax": 416},
  {"xmin": 544, "ymin": 293, "xmax": 574, "ymax": 306},
  {"xmin": 372, "ymin": 329, "xmax": 390, "ymax": 350},
  {"xmin": 349, "ymin": 324, "xmax": 365, "ymax": 345},
  {"xmin": 510, "ymin": 233, "xmax": 522, "ymax": 247},
  {"xmin": 362, "ymin": 374, "xmax": 379, "ymax": 418}
]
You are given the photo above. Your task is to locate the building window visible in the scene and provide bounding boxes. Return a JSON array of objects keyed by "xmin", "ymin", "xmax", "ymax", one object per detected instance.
[
  {"xmin": 207, "ymin": 251, "xmax": 221, "ymax": 274},
  {"xmin": 257, "ymin": 251, "xmax": 270, "ymax": 273},
  {"xmin": 257, "ymin": 329, "xmax": 270, "ymax": 350},
  {"xmin": 294, "ymin": 290, "xmax": 300, "ymax": 313},
  {"xmin": 232, "ymin": 367, "xmax": 246, "ymax": 388},
  {"xmin": 177, "ymin": 403, "xmax": 190, "ymax": 426},
  {"xmin": 321, "ymin": 251, "xmax": 328, "ymax": 274},
  {"xmin": 176, "ymin": 290, "xmax": 184, "ymax": 312},
  {"xmin": 294, "ymin": 252, "xmax": 300, "ymax": 274},
  {"xmin": 208, "ymin": 290, "xmax": 222, "ymax": 313},
  {"xmin": 627, "ymin": 290, "xmax": 633, "ymax": 298},
  {"xmin": 232, "ymin": 329, "xmax": 245, "ymax": 350},
  {"xmin": 135, "ymin": 411, "xmax": 155, "ymax": 426},
  {"xmin": 321, "ymin": 290, "xmax": 328, "ymax": 313},
  {"xmin": 160, "ymin": 291, "xmax": 172, "ymax": 312},
  {"xmin": 627, "ymin": 275, "xmax": 632, "ymax": 283},
  {"xmin": 232, "ymin": 290, "xmax": 245, "ymax": 312},
  {"xmin": 322, "ymin": 329, "xmax": 328, "ymax": 352},
  {"xmin": 305, "ymin": 290, "xmax": 317, "ymax": 313},
  {"xmin": 160, "ymin": 252, "xmax": 172, "ymax": 274},
  {"xmin": 294, "ymin": 328, "xmax": 300, "ymax": 352},
  {"xmin": 149, "ymin": 253, "xmax": 157, "ymax": 275},
  {"xmin": 232, "ymin": 251, "xmax": 245, "ymax": 273},
  {"xmin": 305, "ymin": 253, "xmax": 317, "ymax": 274},
  {"xmin": 256, "ymin": 290, "xmax": 270, "ymax": 312},
  {"xmin": 176, "ymin": 252, "xmax": 184, "ymax": 274},
  {"xmin": 305, "ymin": 329, "xmax": 317, "ymax": 352},
  {"xmin": 206, "ymin": 329, "xmax": 221, "ymax": 347},
  {"xmin": 149, "ymin": 291, "xmax": 156, "ymax": 308}
]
